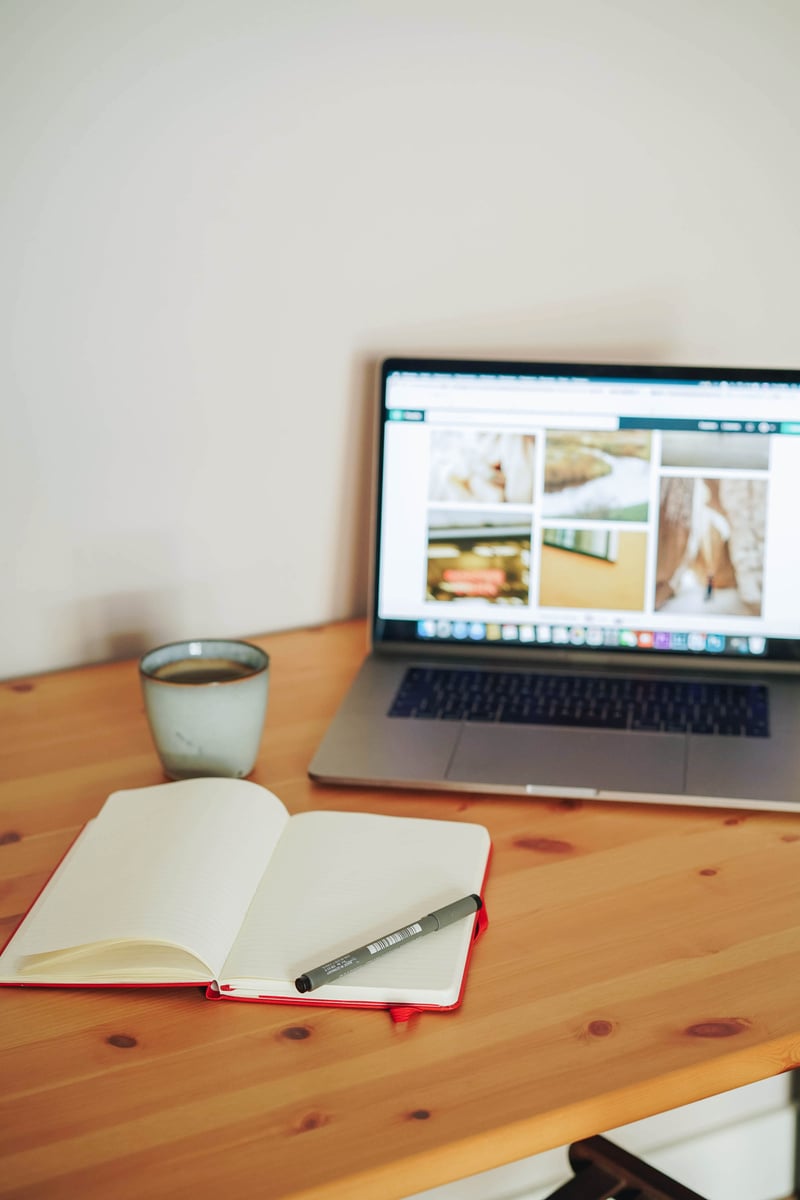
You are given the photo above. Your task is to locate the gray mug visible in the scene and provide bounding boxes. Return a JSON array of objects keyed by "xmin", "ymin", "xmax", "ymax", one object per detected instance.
[{"xmin": 139, "ymin": 639, "xmax": 269, "ymax": 779}]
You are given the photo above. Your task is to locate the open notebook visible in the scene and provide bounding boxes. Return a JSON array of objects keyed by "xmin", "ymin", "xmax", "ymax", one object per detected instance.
[{"xmin": 0, "ymin": 779, "xmax": 490, "ymax": 1016}]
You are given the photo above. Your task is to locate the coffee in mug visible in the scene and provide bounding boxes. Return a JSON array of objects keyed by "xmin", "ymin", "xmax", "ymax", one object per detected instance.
[
  {"xmin": 150, "ymin": 657, "xmax": 259, "ymax": 685},
  {"xmin": 139, "ymin": 639, "xmax": 269, "ymax": 780}
]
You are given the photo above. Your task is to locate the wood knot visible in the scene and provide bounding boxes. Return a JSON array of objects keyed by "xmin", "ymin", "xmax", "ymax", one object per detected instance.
[
  {"xmin": 550, "ymin": 798, "xmax": 583, "ymax": 811},
  {"xmin": 0, "ymin": 830, "xmax": 22, "ymax": 845},
  {"xmin": 699, "ymin": 868, "xmax": 718, "ymax": 876},
  {"xmin": 107, "ymin": 1034, "xmax": 138, "ymax": 1049},
  {"xmin": 281, "ymin": 1025, "xmax": 311, "ymax": 1040},
  {"xmin": 723, "ymin": 817, "xmax": 743, "ymax": 826},
  {"xmin": 409, "ymin": 1109, "xmax": 431, "ymax": 1120},
  {"xmin": 587, "ymin": 1019, "xmax": 615, "ymax": 1038},
  {"xmin": 781, "ymin": 834, "xmax": 800, "ymax": 843},
  {"xmin": 514, "ymin": 836, "xmax": 574, "ymax": 855},
  {"xmin": 10, "ymin": 682, "xmax": 34, "ymax": 693},
  {"xmin": 295, "ymin": 1111, "xmax": 329, "ymax": 1133},
  {"xmin": 685, "ymin": 1018, "xmax": 751, "ymax": 1039}
]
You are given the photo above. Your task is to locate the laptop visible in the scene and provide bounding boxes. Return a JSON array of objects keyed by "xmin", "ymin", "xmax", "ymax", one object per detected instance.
[{"xmin": 309, "ymin": 356, "xmax": 800, "ymax": 811}]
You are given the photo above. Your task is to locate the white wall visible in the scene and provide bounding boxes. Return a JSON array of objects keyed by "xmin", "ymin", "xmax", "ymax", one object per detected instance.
[{"xmin": 2, "ymin": 0, "xmax": 799, "ymax": 679}]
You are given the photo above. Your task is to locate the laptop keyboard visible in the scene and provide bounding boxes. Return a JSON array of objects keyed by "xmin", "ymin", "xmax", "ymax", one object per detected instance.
[{"xmin": 388, "ymin": 666, "xmax": 770, "ymax": 737}]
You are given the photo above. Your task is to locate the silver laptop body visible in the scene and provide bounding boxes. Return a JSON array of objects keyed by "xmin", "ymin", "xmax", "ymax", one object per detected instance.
[{"xmin": 309, "ymin": 357, "xmax": 800, "ymax": 811}]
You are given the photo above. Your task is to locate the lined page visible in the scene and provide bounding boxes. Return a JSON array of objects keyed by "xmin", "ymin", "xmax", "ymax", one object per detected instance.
[
  {"xmin": 0, "ymin": 779, "xmax": 289, "ymax": 981},
  {"xmin": 221, "ymin": 811, "xmax": 490, "ymax": 1004}
]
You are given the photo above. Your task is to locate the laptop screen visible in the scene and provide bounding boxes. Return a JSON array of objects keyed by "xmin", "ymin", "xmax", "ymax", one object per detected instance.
[{"xmin": 373, "ymin": 357, "xmax": 800, "ymax": 663}]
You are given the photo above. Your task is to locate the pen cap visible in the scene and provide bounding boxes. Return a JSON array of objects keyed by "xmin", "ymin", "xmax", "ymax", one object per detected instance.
[{"xmin": 431, "ymin": 894, "xmax": 482, "ymax": 930}]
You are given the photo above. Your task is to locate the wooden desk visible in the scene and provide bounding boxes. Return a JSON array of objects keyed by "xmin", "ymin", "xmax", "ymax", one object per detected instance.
[{"xmin": 1, "ymin": 620, "xmax": 799, "ymax": 1199}]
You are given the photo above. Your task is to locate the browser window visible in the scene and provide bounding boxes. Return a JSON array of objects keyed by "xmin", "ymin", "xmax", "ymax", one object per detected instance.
[{"xmin": 375, "ymin": 364, "xmax": 800, "ymax": 661}]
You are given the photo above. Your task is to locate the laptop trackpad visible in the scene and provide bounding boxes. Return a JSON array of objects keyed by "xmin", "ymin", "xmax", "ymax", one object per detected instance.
[{"xmin": 446, "ymin": 725, "xmax": 687, "ymax": 795}]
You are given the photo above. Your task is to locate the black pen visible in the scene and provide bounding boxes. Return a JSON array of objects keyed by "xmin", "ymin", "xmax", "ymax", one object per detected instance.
[{"xmin": 294, "ymin": 893, "xmax": 482, "ymax": 993}]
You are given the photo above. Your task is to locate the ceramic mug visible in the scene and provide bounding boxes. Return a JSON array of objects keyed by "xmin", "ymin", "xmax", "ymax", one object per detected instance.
[{"xmin": 139, "ymin": 639, "xmax": 269, "ymax": 779}]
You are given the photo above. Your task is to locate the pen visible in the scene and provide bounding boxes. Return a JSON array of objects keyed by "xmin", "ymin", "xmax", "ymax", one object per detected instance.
[{"xmin": 294, "ymin": 893, "xmax": 482, "ymax": 993}]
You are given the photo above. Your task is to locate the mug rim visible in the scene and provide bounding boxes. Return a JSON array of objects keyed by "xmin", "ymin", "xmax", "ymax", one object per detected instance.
[{"xmin": 139, "ymin": 638, "xmax": 270, "ymax": 684}]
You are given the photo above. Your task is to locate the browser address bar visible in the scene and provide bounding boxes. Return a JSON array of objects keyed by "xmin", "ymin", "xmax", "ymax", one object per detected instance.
[{"xmin": 425, "ymin": 410, "xmax": 619, "ymax": 429}]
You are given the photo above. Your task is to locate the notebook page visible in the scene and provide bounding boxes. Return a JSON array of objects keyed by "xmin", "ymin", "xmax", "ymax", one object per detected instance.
[
  {"xmin": 2, "ymin": 779, "xmax": 289, "ymax": 981},
  {"xmin": 221, "ymin": 811, "xmax": 490, "ymax": 1004}
]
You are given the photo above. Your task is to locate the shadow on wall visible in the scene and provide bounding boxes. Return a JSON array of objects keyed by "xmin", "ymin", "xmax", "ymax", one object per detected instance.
[
  {"xmin": 365, "ymin": 294, "xmax": 678, "ymax": 370},
  {"xmin": 59, "ymin": 358, "xmax": 379, "ymax": 672},
  {"xmin": 337, "ymin": 353, "xmax": 380, "ymax": 619},
  {"xmin": 59, "ymin": 344, "xmax": 676, "ymax": 671},
  {"xmin": 71, "ymin": 588, "xmax": 183, "ymax": 667}
]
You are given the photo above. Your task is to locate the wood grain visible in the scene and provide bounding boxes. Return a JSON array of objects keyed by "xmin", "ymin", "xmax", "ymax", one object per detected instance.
[{"xmin": 1, "ymin": 620, "xmax": 799, "ymax": 1199}]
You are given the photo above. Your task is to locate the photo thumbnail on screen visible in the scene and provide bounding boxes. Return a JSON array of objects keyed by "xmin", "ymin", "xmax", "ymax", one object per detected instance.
[{"xmin": 425, "ymin": 511, "xmax": 531, "ymax": 604}]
